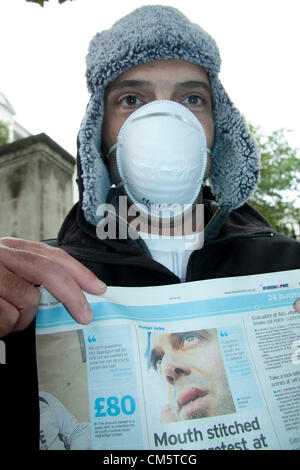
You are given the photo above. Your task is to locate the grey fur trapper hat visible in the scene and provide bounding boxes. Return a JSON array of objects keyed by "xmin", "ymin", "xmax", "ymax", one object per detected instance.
[{"xmin": 78, "ymin": 4, "xmax": 260, "ymax": 226}]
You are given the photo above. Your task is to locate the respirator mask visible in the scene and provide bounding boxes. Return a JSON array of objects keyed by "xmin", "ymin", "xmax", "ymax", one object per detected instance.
[{"xmin": 106, "ymin": 100, "xmax": 210, "ymax": 220}]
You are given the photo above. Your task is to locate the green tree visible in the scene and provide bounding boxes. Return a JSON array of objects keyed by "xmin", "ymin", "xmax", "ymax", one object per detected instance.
[
  {"xmin": 249, "ymin": 125, "xmax": 300, "ymax": 237},
  {"xmin": 0, "ymin": 121, "xmax": 9, "ymax": 147}
]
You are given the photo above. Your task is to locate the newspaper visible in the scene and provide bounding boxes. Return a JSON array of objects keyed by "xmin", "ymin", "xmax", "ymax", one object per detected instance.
[{"xmin": 35, "ymin": 269, "xmax": 300, "ymax": 451}]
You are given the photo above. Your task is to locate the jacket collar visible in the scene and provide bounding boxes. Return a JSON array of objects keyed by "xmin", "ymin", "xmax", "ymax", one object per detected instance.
[{"xmin": 58, "ymin": 186, "xmax": 272, "ymax": 258}]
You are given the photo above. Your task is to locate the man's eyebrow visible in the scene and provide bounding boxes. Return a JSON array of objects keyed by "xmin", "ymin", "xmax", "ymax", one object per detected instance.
[
  {"xmin": 150, "ymin": 347, "xmax": 163, "ymax": 369},
  {"xmin": 108, "ymin": 79, "xmax": 153, "ymax": 93},
  {"xmin": 150, "ymin": 348, "xmax": 157, "ymax": 365},
  {"xmin": 108, "ymin": 80, "xmax": 211, "ymax": 94},
  {"xmin": 175, "ymin": 80, "xmax": 211, "ymax": 94}
]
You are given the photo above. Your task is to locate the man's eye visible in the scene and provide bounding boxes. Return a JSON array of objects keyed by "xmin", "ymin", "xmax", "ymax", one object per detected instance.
[
  {"xmin": 155, "ymin": 358, "xmax": 162, "ymax": 371},
  {"xmin": 121, "ymin": 95, "xmax": 141, "ymax": 107},
  {"xmin": 183, "ymin": 95, "xmax": 203, "ymax": 106},
  {"xmin": 181, "ymin": 333, "xmax": 203, "ymax": 349}
]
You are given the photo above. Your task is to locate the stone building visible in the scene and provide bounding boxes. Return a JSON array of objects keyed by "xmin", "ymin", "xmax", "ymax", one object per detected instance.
[
  {"xmin": 0, "ymin": 133, "xmax": 75, "ymax": 241},
  {"xmin": 0, "ymin": 92, "xmax": 75, "ymax": 241}
]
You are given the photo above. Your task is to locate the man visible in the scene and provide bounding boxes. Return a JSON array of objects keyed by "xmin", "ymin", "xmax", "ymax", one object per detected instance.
[
  {"xmin": 150, "ymin": 329, "xmax": 236, "ymax": 422},
  {"xmin": 1, "ymin": 5, "xmax": 299, "ymax": 451},
  {"xmin": 39, "ymin": 391, "xmax": 91, "ymax": 450}
]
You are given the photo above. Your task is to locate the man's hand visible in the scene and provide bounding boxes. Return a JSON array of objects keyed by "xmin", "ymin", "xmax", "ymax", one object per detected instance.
[
  {"xmin": 0, "ymin": 237, "xmax": 107, "ymax": 338},
  {"xmin": 160, "ymin": 404, "xmax": 178, "ymax": 423},
  {"xmin": 294, "ymin": 299, "xmax": 300, "ymax": 313}
]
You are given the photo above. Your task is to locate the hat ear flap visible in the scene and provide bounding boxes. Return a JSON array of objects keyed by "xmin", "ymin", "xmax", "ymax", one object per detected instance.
[
  {"xmin": 209, "ymin": 77, "xmax": 260, "ymax": 209},
  {"xmin": 78, "ymin": 93, "xmax": 111, "ymax": 226}
]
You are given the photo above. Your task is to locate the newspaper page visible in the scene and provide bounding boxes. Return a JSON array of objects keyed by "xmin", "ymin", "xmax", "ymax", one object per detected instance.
[{"xmin": 35, "ymin": 269, "xmax": 300, "ymax": 451}]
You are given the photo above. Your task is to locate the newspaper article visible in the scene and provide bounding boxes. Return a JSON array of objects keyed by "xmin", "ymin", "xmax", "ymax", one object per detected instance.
[{"xmin": 35, "ymin": 269, "xmax": 300, "ymax": 450}]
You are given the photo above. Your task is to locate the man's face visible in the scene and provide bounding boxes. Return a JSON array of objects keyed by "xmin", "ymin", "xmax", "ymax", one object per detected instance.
[
  {"xmin": 102, "ymin": 59, "xmax": 214, "ymax": 184},
  {"xmin": 150, "ymin": 329, "xmax": 235, "ymax": 421}
]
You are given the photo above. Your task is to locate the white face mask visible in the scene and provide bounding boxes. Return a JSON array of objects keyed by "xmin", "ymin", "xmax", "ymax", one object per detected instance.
[{"xmin": 107, "ymin": 100, "xmax": 210, "ymax": 219}]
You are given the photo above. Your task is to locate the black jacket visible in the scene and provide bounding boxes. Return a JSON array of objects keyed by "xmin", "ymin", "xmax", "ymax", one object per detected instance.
[{"xmin": 2, "ymin": 196, "xmax": 300, "ymax": 453}]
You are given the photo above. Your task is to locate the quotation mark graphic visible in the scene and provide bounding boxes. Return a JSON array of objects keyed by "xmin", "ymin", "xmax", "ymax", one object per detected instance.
[
  {"xmin": 220, "ymin": 330, "xmax": 228, "ymax": 337},
  {"xmin": 88, "ymin": 335, "xmax": 96, "ymax": 343}
]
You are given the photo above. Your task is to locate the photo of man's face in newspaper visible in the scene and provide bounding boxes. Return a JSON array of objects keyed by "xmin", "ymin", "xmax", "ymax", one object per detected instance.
[{"xmin": 150, "ymin": 328, "xmax": 236, "ymax": 422}]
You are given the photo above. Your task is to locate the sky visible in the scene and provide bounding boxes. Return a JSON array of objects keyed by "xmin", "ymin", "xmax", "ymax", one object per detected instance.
[{"xmin": 1, "ymin": 0, "xmax": 300, "ymax": 159}]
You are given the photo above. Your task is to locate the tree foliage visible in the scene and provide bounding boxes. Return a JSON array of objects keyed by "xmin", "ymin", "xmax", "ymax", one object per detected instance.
[
  {"xmin": 249, "ymin": 125, "xmax": 300, "ymax": 236},
  {"xmin": 0, "ymin": 121, "xmax": 9, "ymax": 147},
  {"xmin": 25, "ymin": 0, "xmax": 74, "ymax": 6}
]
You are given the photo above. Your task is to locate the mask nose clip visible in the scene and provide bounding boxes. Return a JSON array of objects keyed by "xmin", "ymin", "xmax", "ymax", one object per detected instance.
[{"xmin": 106, "ymin": 142, "xmax": 119, "ymax": 159}]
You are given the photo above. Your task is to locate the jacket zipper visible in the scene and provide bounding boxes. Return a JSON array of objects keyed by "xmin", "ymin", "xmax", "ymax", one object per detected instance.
[
  {"xmin": 204, "ymin": 230, "xmax": 275, "ymax": 247},
  {"xmin": 185, "ymin": 230, "xmax": 276, "ymax": 281}
]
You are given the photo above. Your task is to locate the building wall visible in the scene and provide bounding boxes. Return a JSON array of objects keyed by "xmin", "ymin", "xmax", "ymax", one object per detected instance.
[{"xmin": 0, "ymin": 134, "xmax": 75, "ymax": 241}]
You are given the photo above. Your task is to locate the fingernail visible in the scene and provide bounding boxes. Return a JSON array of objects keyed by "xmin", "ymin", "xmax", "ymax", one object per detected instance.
[
  {"xmin": 81, "ymin": 304, "xmax": 94, "ymax": 323},
  {"xmin": 94, "ymin": 278, "xmax": 107, "ymax": 292}
]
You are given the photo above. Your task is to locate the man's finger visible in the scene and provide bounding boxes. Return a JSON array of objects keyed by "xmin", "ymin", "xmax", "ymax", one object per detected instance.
[
  {"xmin": 0, "ymin": 246, "xmax": 94, "ymax": 325},
  {"xmin": 160, "ymin": 404, "xmax": 178, "ymax": 423},
  {"xmin": 0, "ymin": 264, "xmax": 41, "ymax": 332},
  {"xmin": 0, "ymin": 263, "xmax": 41, "ymax": 309},
  {"xmin": 294, "ymin": 298, "xmax": 300, "ymax": 313},
  {"xmin": 0, "ymin": 238, "xmax": 106, "ymax": 294},
  {"xmin": 0, "ymin": 298, "xmax": 19, "ymax": 337}
]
